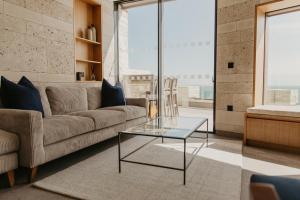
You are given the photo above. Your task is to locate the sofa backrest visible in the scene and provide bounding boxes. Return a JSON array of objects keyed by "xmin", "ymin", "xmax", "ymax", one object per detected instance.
[
  {"xmin": 86, "ymin": 87, "xmax": 102, "ymax": 110},
  {"xmin": 36, "ymin": 86, "xmax": 52, "ymax": 117},
  {"xmin": 46, "ymin": 86, "xmax": 88, "ymax": 115}
]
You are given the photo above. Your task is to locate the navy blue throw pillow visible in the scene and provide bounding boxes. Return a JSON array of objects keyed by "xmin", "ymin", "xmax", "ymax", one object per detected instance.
[
  {"xmin": 0, "ymin": 76, "xmax": 44, "ymax": 117},
  {"xmin": 101, "ymin": 79, "xmax": 126, "ymax": 107}
]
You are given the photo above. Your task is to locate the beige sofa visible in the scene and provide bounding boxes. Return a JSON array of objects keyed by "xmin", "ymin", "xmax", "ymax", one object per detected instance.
[
  {"xmin": 0, "ymin": 86, "xmax": 147, "ymax": 182},
  {"xmin": 0, "ymin": 129, "xmax": 19, "ymax": 187}
]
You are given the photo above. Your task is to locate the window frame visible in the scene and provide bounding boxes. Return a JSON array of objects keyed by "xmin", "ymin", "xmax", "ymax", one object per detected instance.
[
  {"xmin": 254, "ymin": 0, "xmax": 300, "ymax": 106},
  {"xmin": 263, "ymin": 7, "xmax": 300, "ymax": 105}
]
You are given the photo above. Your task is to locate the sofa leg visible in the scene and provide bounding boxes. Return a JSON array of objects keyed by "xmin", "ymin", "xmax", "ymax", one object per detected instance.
[
  {"xmin": 29, "ymin": 167, "xmax": 38, "ymax": 183},
  {"xmin": 7, "ymin": 170, "xmax": 15, "ymax": 187}
]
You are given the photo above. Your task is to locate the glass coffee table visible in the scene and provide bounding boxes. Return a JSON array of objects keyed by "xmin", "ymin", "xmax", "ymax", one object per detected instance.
[{"xmin": 118, "ymin": 116, "xmax": 208, "ymax": 185}]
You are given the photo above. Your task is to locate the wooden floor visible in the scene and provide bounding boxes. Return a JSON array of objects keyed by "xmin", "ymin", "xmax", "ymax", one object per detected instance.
[{"xmin": 0, "ymin": 134, "xmax": 299, "ymax": 200}]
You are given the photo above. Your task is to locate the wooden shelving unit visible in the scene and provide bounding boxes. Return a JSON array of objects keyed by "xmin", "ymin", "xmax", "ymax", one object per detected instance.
[{"xmin": 74, "ymin": 0, "xmax": 103, "ymax": 82}]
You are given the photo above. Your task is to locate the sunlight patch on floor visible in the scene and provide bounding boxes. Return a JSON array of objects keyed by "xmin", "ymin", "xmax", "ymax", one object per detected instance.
[
  {"xmin": 242, "ymin": 156, "xmax": 300, "ymax": 176},
  {"xmin": 156, "ymin": 142, "xmax": 300, "ymax": 176}
]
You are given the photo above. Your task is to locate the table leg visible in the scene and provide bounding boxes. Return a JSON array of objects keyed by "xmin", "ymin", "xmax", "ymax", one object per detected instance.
[
  {"xmin": 148, "ymin": 101, "xmax": 151, "ymax": 119},
  {"xmin": 183, "ymin": 139, "xmax": 186, "ymax": 185},
  {"xmin": 206, "ymin": 119, "xmax": 209, "ymax": 147},
  {"xmin": 118, "ymin": 132, "xmax": 121, "ymax": 173}
]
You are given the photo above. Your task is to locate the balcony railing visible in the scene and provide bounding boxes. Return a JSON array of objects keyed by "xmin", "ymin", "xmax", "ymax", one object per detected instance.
[{"xmin": 122, "ymin": 74, "xmax": 214, "ymax": 109}]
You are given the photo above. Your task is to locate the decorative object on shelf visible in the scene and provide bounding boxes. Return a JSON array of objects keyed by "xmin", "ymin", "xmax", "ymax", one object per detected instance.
[
  {"xmin": 78, "ymin": 29, "xmax": 84, "ymax": 38},
  {"xmin": 87, "ymin": 26, "xmax": 93, "ymax": 41},
  {"xmin": 76, "ymin": 72, "xmax": 85, "ymax": 81},
  {"xmin": 91, "ymin": 24, "xmax": 97, "ymax": 41},
  {"xmin": 90, "ymin": 65, "xmax": 96, "ymax": 80}
]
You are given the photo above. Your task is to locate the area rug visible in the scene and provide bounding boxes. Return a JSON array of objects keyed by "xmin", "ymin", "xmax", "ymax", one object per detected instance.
[{"xmin": 33, "ymin": 137, "xmax": 242, "ymax": 200}]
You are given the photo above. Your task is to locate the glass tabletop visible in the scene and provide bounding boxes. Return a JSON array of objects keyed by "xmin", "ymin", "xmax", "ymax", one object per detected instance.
[{"xmin": 121, "ymin": 116, "xmax": 208, "ymax": 139}]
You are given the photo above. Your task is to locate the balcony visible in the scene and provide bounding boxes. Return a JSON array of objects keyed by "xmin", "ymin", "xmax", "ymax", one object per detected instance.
[{"xmin": 122, "ymin": 74, "xmax": 214, "ymax": 131}]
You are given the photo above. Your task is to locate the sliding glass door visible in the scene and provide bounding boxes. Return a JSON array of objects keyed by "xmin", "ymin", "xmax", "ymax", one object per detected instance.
[
  {"xmin": 162, "ymin": 0, "xmax": 215, "ymax": 131},
  {"xmin": 115, "ymin": 0, "xmax": 216, "ymax": 132},
  {"xmin": 116, "ymin": 1, "xmax": 159, "ymax": 118}
]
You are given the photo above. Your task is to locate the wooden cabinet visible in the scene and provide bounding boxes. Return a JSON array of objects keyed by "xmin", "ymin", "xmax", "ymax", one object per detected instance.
[
  {"xmin": 74, "ymin": 0, "xmax": 103, "ymax": 82},
  {"xmin": 244, "ymin": 113, "xmax": 300, "ymax": 152}
]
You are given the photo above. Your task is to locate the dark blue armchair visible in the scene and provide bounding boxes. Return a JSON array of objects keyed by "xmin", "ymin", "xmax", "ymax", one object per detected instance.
[{"xmin": 250, "ymin": 174, "xmax": 300, "ymax": 200}]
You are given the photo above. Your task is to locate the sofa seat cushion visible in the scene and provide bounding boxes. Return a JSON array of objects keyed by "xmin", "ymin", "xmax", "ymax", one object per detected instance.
[
  {"xmin": 43, "ymin": 115, "xmax": 95, "ymax": 146},
  {"xmin": 69, "ymin": 110, "xmax": 126, "ymax": 130},
  {"xmin": 247, "ymin": 105, "xmax": 300, "ymax": 118},
  {"xmin": 0, "ymin": 130, "xmax": 19, "ymax": 154},
  {"xmin": 100, "ymin": 105, "xmax": 146, "ymax": 121}
]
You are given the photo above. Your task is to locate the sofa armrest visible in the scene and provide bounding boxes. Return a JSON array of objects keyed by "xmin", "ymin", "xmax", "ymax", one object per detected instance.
[
  {"xmin": 0, "ymin": 109, "xmax": 45, "ymax": 168},
  {"xmin": 126, "ymin": 98, "xmax": 148, "ymax": 108}
]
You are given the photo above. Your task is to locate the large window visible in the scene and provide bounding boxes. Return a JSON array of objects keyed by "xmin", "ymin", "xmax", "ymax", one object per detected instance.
[
  {"xmin": 264, "ymin": 9, "xmax": 300, "ymax": 106},
  {"xmin": 115, "ymin": 0, "xmax": 216, "ymax": 131}
]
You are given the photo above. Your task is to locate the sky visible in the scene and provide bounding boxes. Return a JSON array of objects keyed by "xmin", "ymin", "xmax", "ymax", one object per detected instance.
[
  {"xmin": 126, "ymin": 1, "xmax": 300, "ymax": 88},
  {"xmin": 127, "ymin": 0, "xmax": 215, "ymax": 77},
  {"xmin": 267, "ymin": 10, "xmax": 300, "ymax": 87}
]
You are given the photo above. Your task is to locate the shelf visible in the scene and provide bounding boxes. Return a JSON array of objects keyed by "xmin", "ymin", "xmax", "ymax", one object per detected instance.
[
  {"xmin": 76, "ymin": 59, "xmax": 101, "ymax": 64},
  {"xmin": 80, "ymin": 0, "xmax": 100, "ymax": 5},
  {"xmin": 76, "ymin": 37, "xmax": 101, "ymax": 45},
  {"xmin": 76, "ymin": 80, "xmax": 101, "ymax": 83}
]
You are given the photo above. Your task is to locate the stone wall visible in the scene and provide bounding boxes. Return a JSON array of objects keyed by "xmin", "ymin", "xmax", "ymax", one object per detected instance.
[
  {"xmin": 0, "ymin": 0, "xmax": 115, "ymax": 85},
  {"xmin": 101, "ymin": 0, "xmax": 116, "ymax": 83},
  {"xmin": 0, "ymin": 0, "xmax": 280, "ymax": 134},
  {"xmin": 216, "ymin": 0, "xmax": 272, "ymax": 133}
]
